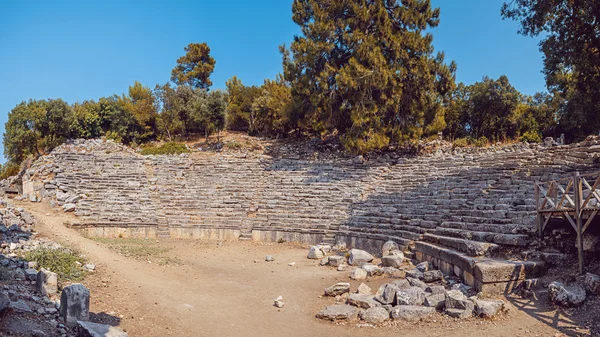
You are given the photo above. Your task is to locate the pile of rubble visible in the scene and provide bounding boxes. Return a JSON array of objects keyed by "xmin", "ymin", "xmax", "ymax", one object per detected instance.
[
  {"xmin": 0, "ymin": 200, "xmax": 127, "ymax": 336},
  {"xmin": 307, "ymin": 241, "xmax": 507, "ymax": 324}
]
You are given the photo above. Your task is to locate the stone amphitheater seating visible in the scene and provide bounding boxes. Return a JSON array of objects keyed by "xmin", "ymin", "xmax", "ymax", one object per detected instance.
[{"xmin": 23, "ymin": 138, "xmax": 600, "ymax": 294}]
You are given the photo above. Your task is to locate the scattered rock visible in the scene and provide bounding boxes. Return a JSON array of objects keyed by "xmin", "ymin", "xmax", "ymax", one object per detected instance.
[
  {"xmin": 548, "ymin": 281, "xmax": 586, "ymax": 307},
  {"xmin": 382, "ymin": 267, "xmax": 405, "ymax": 278},
  {"xmin": 356, "ymin": 283, "xmax": 372, "ymax": 295},
  {"xmin": 348, "ymin": 249, "xmax": 374, "ymax": 266},
  {"xmin": 324, "ymin": 283, "xmax": 350, "ymax": 296},
  {"xmin": 288, "ymin": 262, "xmax": 296, "ymax": 267},
  {"xmin": 0, "ymin": 293, "xmax": 9, "ymax": 313},
  {"xmin": 10, "ymin": 299, "xmax": 32, "ymax": 313},
  {"xmin": 316, "ymin": 305, "xmax": 359, "ymax": 321},
  {"xmin": 361, "ymin": 307, "xmax": 390, "ymax": 324},
  {"xmin": 37, "ymin": 269, "xmax": 58, "ymax": 296},
  {"xmin": 391, "ymin": 279, "xmax": 411, "ymax": 290},
  {"xmin": 375, "ymin": 284, "xmax": 399, "ymax": 305},
  {"xmin": 349, "ymin": 268, "xmax": 367, "ymax": 281},
  {"xmin": 445, "ymin": 290, "xmax": 474, "ymax": 312},
  {"xmin": 362, "ymin": 264, "xmax": 384, "ymax": 277},
  {"xmin": 445, "ymin": 308, "xmax": 472, "ymax": 319},
  {"xmin": 424, "ymin": 293, "xmax": 446, "ymax": 310},
  {"xmin": 396, "ymin": 287, "xmax": 426, "ymax": 306},
  {"xmin": 328, "ymin": 255, "xmax": 345, "ymax": 267},
  {"xmin": 423, "ymin": 270, "xmax": 443, "ymax": 282},
  {"xmin": 416, "ymin": 261, "xmax": 430, "ymax": 272},
  {"xmin": 77, "ymin": 321, "xmax": 128, "ymax": 337},
  {"xmin": 390, "ymin": 305, "xmax": 435, "ymax": 321},
  {"xmin": 60, "ymin": 284, "xmax": 90, "ymax": 327},
  {"xmin": 274, "ymin": 296, "xmax": 284, "ymax": 308},
  {"xmin": 307, "ymin": 246, "xmax": 324, "ymax": 259},
  {"xmin": 426, "ymin": 285, "xmax": 446, "ymax": 295},
  {"xmin": 25, "ymin": 268, "xmax": 38, "ymax": 281},
  {"xmin": 63, "ymin": 203, "xmax": 77, "ymax": 212},
  {"xmin": 381, "ymin": 241, "xmax": 399, "ymax": 256},
  {"xmin": 585, "ymin": 273, "xmax": 600, "ymax": 295},
  {"xmin": 474, "ymin": 299, "xmax": 505, "ymax": 318},
  {"xmin": 347, "ymin": 294, "xmax": 381, "ymax": 309},
  {"xmin": 407, "ymin": 277, "xmax": 428, "ymax": 290},
  {"xmin": 381, "ymin": 255, "xmax": 404, "ymax": 268},
  {"xmin": 265, "ymin": 256, "xmax": 274, "ymax": 262},
  {"xmin": 406, "ymin": 269, "xmax": 424, "ymax": 279}
]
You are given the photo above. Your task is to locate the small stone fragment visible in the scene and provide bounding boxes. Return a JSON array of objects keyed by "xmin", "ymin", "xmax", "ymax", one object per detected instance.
[
  {"xmin": 328, "ymin": 255, "xmax": 345, "ymax": 267},
  {"xmin": 265, "ymin": 255, "xmax": 274, "ymax": 262},
  {"xmin": 585, "ymin": 273, "xmax": 600, "ymax": 295},
  {"xmin": 274, "ymin": 296, "xmax": 284, "ymax": 308},
  {"xmin": 381, "ymin": 241, "xmax": 399, "ymax": 256},
  {"xmin": 307, "ymin": 246, "xmax": 324, "ymax": 259},
  {"xmin": 474, "ymin": 299, "xmax": 505, "ymax": 318},
  {"xmin": 356, "ymin": 283, "xmax": 372, "ymax": 295},
  {"xmin": 324, "ymin": 283, "xmax": 350, "ymax": 296}
]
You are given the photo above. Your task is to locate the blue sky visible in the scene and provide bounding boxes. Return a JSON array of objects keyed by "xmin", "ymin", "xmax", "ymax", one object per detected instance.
[{"xmin": 0, "ymin": 0, "xmax": 543, "ymax": 161}]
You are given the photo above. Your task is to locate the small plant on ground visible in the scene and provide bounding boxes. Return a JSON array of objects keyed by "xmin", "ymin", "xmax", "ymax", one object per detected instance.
[
  {"xmin": 452, "ymin": 138, "xmax": 469, "ymax": 148},
  {"xmin": 277, "ymin": 237, "xmax": 286, "ymax": 244},
  {"xmin": 23, "ymin": 247, "xmax": 86, "ymax": 282},
  {"xmin": 140, "ymin": 142, "xmax": 190, "ymax": 156}
]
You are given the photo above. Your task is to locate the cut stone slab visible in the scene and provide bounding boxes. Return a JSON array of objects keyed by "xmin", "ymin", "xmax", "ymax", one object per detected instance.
[
  {"xmin": 307, "ymin": 246, "xmax": 324, "ymax": 259},
  {"xmin": 390, "ymin": 305, "xmax": 435, "ymax": 321},
  {"xmin": 60, "ymin": 284, "xmax": 90, "ymax": 328},
  {"xmin": 37, "ymin": 268, "xmax": 58, "ymax": 296},
  {"xmin": 356, "ymin": 283, "xmax": 372, "ymax": 295},
  {"xmin": 349, "ymin": 268, "xmax": 367, "ymax": 281},
  {"xmin": 348, "ymin": 249, "xmax": 374, "ymax": 266},
  {"xmin": 316, "ymin": 304, "xmax": 359, "ymax": 321},
  {"xmin": 423, "ymin": 270, "xmax": 443, "ymax": 283},
  {"xmin": 474, "ymin": 299, "xmax": 504, "ymax": 318},
  {"xmin": 77, "ymin": 321, "xmax": 128, "ymax": 337},
  {"xmin": 382, "ymin": 241, "xmax": 399, "ymax": 256},
  {"xmin": 585, "ymin": 273, "xmax": 600, "ymax": 295},
  {"xmin": 424, "ymin": 293, "xmax": 446, "ymax": 310},
  {"xmin": 324, "ymin": 283, "xmax": 350, "ymax": 296},
  {"xmin": 375, "ymin": 283, "xmax": 399, "ymax": 305},
  {"xmin": 474, "ymin": 259, "xmax": 545, "ymax": 283},
  {"xmin": 396, "ymin": 287, "xmax": 426, "ymax": 306},
  {"xmin": 361, "ymin": 307, "xmax": 390, "ymax": 324},
  {"xmin": 347, "ymin": 294, "xmax": 381, "ymax": 309},
  {"xmin": 328, "ymin": 256, "xmax": 345, "ymax": 267},
  {"xmin": 445, "ymin": 290, "xmax": 474, "ymax": 311},
  {"xmin": 548, "ymin": 281, "xmax": 586, "ymax": 307},
  {"xmin": 381, "ymin": 255, "xmax": 404, "ymax": 268}
]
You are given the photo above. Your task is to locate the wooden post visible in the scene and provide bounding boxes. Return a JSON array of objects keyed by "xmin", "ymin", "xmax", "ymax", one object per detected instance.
[
  {"xmin": 574, "ymin": 172, "xmax": 584, "ymax": 275},
  {"xmin": 535, "ymin": 183, "xmax": 542, "ymax": 237}
]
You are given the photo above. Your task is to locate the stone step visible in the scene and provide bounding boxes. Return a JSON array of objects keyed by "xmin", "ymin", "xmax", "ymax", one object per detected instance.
[{"xmin": 422, "ymin": 233, "xmax": 500, "ymax": 257}]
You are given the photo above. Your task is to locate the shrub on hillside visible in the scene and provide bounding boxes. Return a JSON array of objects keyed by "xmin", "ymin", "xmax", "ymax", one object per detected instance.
[
  {"xmin": 452, "ymin": 138, "xmax": 469, "ymax": 148},
  {"xmin": 140, "ymin": 142, "xmax": 190, "ymax": 156},
  {"xmin": 519, "ymin": 131, "xmax": 542, "ymax": 143},
  {"xmin": 0, "ymin": 162, "xmax": 20, "ymax": 180},
  {"xmin": 23, "ymin": 247, "xmax": 86, "ymax": 282}
]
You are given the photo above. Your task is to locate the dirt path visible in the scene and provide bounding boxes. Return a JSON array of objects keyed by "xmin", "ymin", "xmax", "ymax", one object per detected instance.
[{"xmin": 13, "ymin": 201, "xmax": 583, "ymax": 337}]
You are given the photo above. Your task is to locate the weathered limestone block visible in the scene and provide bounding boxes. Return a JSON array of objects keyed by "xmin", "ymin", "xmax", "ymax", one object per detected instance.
[
  {"xmin": 348, "ymin": 249, "xmax": 374, "ymax": 266},
  {"xmin": 60, "ymin": 284, "xmax": 90, "ymax": 327},
  {"xmin": 316, "ymin": 305, "xmax": 359, "ymax": 321},
  {"xmin": 390, "ymin": 305, "xmax": 435, "ymax": 321},
  {"xmin": 36, "ymin": 268, "xmax": 58, "ymax": 296}
]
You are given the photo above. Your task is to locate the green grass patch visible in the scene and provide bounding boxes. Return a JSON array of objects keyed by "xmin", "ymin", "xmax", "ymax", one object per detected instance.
[
  {"xmin": 23, "ymin": 247, "xmax": 86, "ymax": 282},
  {"xmin": 141, "ymin": 142, "xmax": 190, "ymax": 156},
  {"xmin": 91, "ymin": 238, "xmax": 171, "ymax": 259}
]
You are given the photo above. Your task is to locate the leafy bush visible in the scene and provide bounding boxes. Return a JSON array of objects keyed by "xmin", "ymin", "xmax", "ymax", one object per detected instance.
[
  {"xmin": 140, "ymin": 142, "xmax": 190, "ymax": 156},
  {"xmin": 23, "ymin": 247, "xmax": 86, "ymax": 282},
  {"xmin": 472, "ymin": 136, "xmax": 489, "ymax": 147},
  {"xmin": 519, "ymin": 131, "xmax": 542, "ymax": 143},
  {"xmin": 452, "ymin": 138, "xmax": 469, "ymax": 148}
]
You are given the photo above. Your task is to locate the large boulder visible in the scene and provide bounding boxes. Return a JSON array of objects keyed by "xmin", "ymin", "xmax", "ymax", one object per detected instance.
[
  {"xmin": 347, "ymin": 294, "xmax": 381, "ymax": 309},
  {"xmin": 548, "ymin": 281, "xmax": 586, "ymax": 307},
  {"xmin": 423, "ymin": 270, "xmax": 443, "ymax": 283},
  {"xmin": 585, "ymin": 273, "xmax": 600, "ymax": 295},
  {"xmin": 390, "ymin": 305, "xmax": 435, "ymax": 321},
  {"xmin": 348, "ymin": 249, "xmax": 374, "ymax": 266},
  {"xmin": 396, "ymin": 287, "xmax": 426, "ymax": 306},
  {"xmin": 381, "ymin": 241, "xmax": 399, "ymax": 256},
  {"xmin": 328, "ymin": 256, "xmax": 345, "ymax": 267},
  {"xmin": 375, "ymin": 283, "xmax": 399, "ymax": 305},
  {"xmin": 361, "ymin": 307, "xmax": 390, "ymax": 324},
  {"xmin": 36, "ymin": 268, "xmax": 58, "ymax": 296},
  {"xmin": 324, "ymin": 283, "xmax": 350, "ymax": 296},
  {"xmin": 77, "ymin": 321, "xmax": 128, "ymax": 337},
  {"xmin": 60, "ymin": 284, "xmax": 90, "ymax": 327},
  {"xmin": 316, "ymin": 305, "xmax": 359, "ymax": 321},
  {"xmin": 362, "ymin": 264, "xmax": 384, "ymax": 277},
  {"xmin": 381, "ymin": 255, "xmax": 404, "ymax": 268},
  {"xmin": 474, "ymin": 299, "xmax": 505, "ymax": 318}
]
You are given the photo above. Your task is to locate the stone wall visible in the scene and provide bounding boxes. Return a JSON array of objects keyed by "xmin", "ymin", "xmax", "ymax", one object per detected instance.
[{"xmin": 20, "ymin": 138, "xmax": 600, "ymax": 293}]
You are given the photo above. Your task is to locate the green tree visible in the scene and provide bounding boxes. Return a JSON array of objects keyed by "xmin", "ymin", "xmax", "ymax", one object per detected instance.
[
  {"xmin": 171, "ymin": 43, "xmax": 216, "ymax": 90},
  {"xmin": 154, "ymin": 83, "xmax": 181, "ymax": 141},
  {"xmin": 225, "ymin": 76, "xmax": 261, "ymax": 131},
  {"xmin": 71, "ymin": 100, "xmax": 102, "ymax": 139},
  {"xmin": 282, "ymin": 0, "xmax": 456, "ymax": 153},
  {"xmin": 172, "ymin": 85, "xmax": 205, "ymax": 137},
  {"xmin": 502, "ymin": 0, "xmax": 600, "ymax": 140},
  {"xmin": 251, "ymin": 76, "xmax": 292, "ymax": 136},
  {"xmin": 125, "ymin": 81, "xmax": 157, "ymax": 141},
  {"xmin": 96, "ymin": 95, "xmax": 140, "ymax": 144},
  {"xmin": 202, "ymin": 90, "xmax": 227, "ymax": 141}
]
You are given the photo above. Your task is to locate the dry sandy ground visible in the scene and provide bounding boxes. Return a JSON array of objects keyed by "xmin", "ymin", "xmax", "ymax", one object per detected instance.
[{"xmin": 13, "ymin": 200, "xmax": 590, "ymax": 337}]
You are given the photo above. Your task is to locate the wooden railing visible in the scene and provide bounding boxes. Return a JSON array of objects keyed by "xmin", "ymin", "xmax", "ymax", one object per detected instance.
[{"xmin": 535, "ymin": 172, "xmax": 600, "ymax": 274}]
